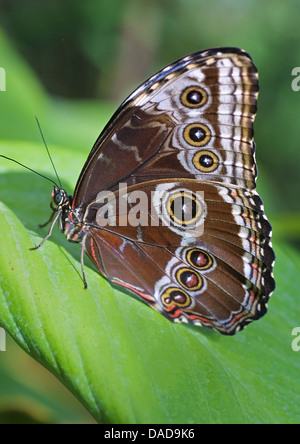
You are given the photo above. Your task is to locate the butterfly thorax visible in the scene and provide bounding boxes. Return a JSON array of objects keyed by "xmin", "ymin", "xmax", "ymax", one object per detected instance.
[
  {"xmin": 50, "ymin": 186, "xmax": 87, "ymax": 243},
  {"xmin": 63, "ymin": 212, "xmax": 87, "ymax": 243}
]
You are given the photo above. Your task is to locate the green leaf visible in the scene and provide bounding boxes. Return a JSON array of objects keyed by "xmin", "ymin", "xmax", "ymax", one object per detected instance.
[
  {"xmin": 0, "ymin": 335, "xmax": 95, "ymax": 424},
  {"xmin": 0, "ymin": 27, "xmax": 299, "ymax": 424},
  {"xmin": 0, "ymin": 175, "xmax": 299, "ymax": 423}
]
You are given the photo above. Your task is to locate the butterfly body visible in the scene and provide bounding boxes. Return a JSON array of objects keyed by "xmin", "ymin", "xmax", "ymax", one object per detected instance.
[{"xmin": 48, "ymin": 47, "xmax": 275, "ymax": 335}]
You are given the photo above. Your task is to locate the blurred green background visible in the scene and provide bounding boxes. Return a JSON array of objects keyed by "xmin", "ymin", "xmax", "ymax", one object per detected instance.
[{"xmin": 0, "ymin": 0, "xmax": 299, "ymax": 424}]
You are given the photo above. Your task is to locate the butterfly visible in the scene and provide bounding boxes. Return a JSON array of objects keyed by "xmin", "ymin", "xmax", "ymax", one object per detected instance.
[{"xmin": 33, "ymin": 47, "xmax": 275, "ymax": 335}]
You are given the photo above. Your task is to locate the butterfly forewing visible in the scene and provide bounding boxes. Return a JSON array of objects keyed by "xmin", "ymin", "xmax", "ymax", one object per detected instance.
[{"xmin": 72, "ymin": 48, "xmax": 258, "ymax": 208}]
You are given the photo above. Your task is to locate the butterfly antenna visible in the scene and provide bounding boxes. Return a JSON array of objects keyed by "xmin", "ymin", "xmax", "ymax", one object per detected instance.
[
  {"xmin": 35, "ymin": 116, "xmax": 62, "ymax": 189},
  {"xmin": 0, "ymin": 155, "xmax": 59, "ymax": 187}
]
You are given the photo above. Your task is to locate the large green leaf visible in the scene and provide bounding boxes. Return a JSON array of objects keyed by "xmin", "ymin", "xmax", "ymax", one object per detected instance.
[
  {"xmin": 0, "ymin": 334, "xmax": 95, "ymax": 424},
  {"xmin": 0, "ymin": 25, "xmax": 299, "ymax": 424},
  {"xmin": 0, "ymin": 141, "xmax": 299, "ymax": 423}
]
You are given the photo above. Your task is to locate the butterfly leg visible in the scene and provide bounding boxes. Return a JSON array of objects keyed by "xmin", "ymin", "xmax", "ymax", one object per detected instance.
[
  {"xmin": 38, "ymin": 210, "xmax": 55, "ymax": 228},
  {"xmin": 30, "ymin": 210, "xmax": 61, "ymax": 251},
  {"xmin": 80, "ymin": 241, "xmax": 88, "ymax": 290}
]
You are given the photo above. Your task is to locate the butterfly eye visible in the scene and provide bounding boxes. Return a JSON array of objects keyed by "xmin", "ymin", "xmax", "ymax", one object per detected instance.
[
  {"xmin": 192, "ymin": 150, "xmax": 219, "ymax": 172},
  {"xmin": 161, "ymin": 288, "xmax": 191, "ymax": 308},
  {"xmin": 52, "ymin": 192, "xmax": 63, "ymax": 207},
  {"xmin": 186, "ymin": 249, "xmax": 214, "ymax": 271},
  {"xmin": 183, "ymin": 123, "xmax": 211, "ymax": 147},
  {"xmin": 176, "ymin": 268, "xmax": 203, "ymax": 291},
  {"xmin": 181, "ymin": 86, "xmax": 208, "ymax": 108},
  {"xmin": 167, "ymin": 191, "xmax": 203, "ymax": 226}
]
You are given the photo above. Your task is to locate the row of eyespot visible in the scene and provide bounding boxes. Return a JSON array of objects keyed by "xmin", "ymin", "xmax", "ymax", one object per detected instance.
[
  {"xmin": 161, "ymin": 249, "xmax": 214, "ymax": 308},
  {"xmin": 180, "ymin": 87, "xmax": 219, "ymax": 173}
]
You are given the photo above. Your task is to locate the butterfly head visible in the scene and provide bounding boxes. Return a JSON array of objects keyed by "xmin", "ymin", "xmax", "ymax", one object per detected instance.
[{"xmin": 51, "ymin": 186, "xmax": 70, "ymax": 211}]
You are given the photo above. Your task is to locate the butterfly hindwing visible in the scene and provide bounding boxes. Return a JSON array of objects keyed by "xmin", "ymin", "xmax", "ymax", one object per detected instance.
[{"xmin": 83, "ymin": 178, "xmax": 275, "ymax": 335}]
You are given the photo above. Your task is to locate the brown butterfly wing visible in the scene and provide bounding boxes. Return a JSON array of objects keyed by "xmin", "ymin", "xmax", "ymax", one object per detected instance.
[
  {"xmin": 74, "ymin": 47, "xmax": 275, "ymax": 334},
  {"xmin": 83, "ymin": 179, "xmax": 275, "ymax": 335},
  {"xmin": 72, "ymin": 47, "xmax": 258, "ymax": 209}
]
